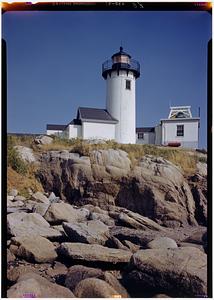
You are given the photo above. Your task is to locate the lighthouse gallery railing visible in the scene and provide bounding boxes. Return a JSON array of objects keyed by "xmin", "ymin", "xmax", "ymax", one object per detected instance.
[{"xmin": 102, "ymin": 59, "xmax": 140, "ymax": 79}]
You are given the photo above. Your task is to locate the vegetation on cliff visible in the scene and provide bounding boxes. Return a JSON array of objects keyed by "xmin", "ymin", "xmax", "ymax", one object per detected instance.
[
  {"xmin": 7, "ymin": 136, "xmax": 43, "ymax": 196},
  {"xmin": 7, "ymin": 134, "xmax": 203, "ymax": 175}
]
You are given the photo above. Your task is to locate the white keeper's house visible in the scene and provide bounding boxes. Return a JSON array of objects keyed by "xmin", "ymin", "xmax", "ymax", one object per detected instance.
[{"xmin": 47, "ymin": 47, "xmax": 200, "ymax": 149}]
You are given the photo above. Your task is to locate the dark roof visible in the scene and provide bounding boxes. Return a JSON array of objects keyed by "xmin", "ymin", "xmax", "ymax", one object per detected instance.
[
  {"xmin": 68, "ymin": 118, "xmax": 82, "ymax": 126},
  {"xmin": 111, "ymin": 47, "xmax": 131, "ymax": 59},
  {"xmin": 77, "ymin": 107, "xmax": 118, "ymax": 124},
  {"xmin": 46, "ymin": 124, "xmax": 67, "ymax": 130},
  {"xmin": 136, "ymin": 127, "xmax": 155, "ymax": 133}
]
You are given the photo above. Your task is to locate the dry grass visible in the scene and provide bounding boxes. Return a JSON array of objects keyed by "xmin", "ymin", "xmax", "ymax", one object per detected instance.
[
  {"xmin": 7, "ymin": 135, "xmax": 199, "ymax": 176},
  {"xmin": 7, "ymin": 166, "xmax": 44, "ymax": 197}
]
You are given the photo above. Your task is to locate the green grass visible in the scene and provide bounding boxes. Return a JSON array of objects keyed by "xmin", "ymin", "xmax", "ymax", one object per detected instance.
[{"xmin": 7, "ymin": 136, "xmax": 28, "ymax": 175}]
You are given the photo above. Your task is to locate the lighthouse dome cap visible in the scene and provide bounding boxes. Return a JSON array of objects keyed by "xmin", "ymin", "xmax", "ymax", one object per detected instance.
[{"xmin": 111, "ymin": 46, "xmax": 131, "ymax": 59}]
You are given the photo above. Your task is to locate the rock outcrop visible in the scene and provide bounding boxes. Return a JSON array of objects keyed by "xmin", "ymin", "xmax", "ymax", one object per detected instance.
[
  {"xmin": 6, "ymin": 144, "xmax": 208, "ymax": 298},
  {"xmin": 34, "ymin": 135, "xmax": 53, "ymax": 145},
  {"xmin": 123, "ymin": 247, "xmax": 207, "ymax": 297},
  {"xmin": 14, "ymin": 146, "xmax": 37, "ymax": 163},
  {"xmin": 189, "ymin": 173, "xmax": 207, "ymax": 226},
  {"xmin": 38, "ymin": 152, "xmax": 198, "ymax": 226}
]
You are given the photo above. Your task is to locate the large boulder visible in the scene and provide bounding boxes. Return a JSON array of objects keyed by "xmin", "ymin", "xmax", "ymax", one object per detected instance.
[
  {"xmin": 31, "ymin": 192, "xmax": 49, "ymax": 204},
  {"xmin": 74, "ymin": 278, "xmax": 119, "ymax": 298},
  {"xmin": 32, "ymin": 202, "xmax": 50, "ymax": 216},
  {"xmin": 91, "ymin": 149, "xmax": 131, "ymax": 172},
  {"xmin": 65, "ymin": 265, "xmax": 129, "ymax": 297},
  {"xmin": 11, "ymin": 236, "xmax": 57, "ymax": 263},
  {"xmin": 88, "ymin": 212, "xmax": 115, "ymax": 226},
  {"xmin": 63, "ymin": 220, "xmax": 110, "ymax": 245},
  {"xmin": 104, "ymin": 271, "xmax": 129, "ymax": 297},
  {"xmin": 116, "ymin": 155, "xmax": 197, "ymax": 226},
  {"xmin": 14, "ymin": 146, "xmax": 36, "ymax": 163},
  {"xmin": 7, "ymin": 212, "xmax": 62, "ymax": 239},
  {"xmin": 38, "ymin": 151, "xmax": 93, "ymax": 202},
  {"xmin": 7, "ymin": 265, "xmax": 40, "ymax": 283},
  {"xmin": 110, "ymin": 225, "xmax": 204, "ymax": 251},
  {"xmin": 65, "ymin": 265, "xmax": 104, "ymax": 291},
  {"xmin": 44, "ymin": 202, "xmax": 88, "ymax": 224},
  {"xmin": 90, "ymin": 149, "xmax": 131, "ymax": 180},
  {"xmin": 123, "ymin": 247, "xmax": 207, "ymax": 297},
  {"xmin": 7, "ymin": 272, "xmax": 74, "ymax": 298},
  {"xmin": 110, "ymin": 226, "xmax": 167, "ymax": 248},
  {"xmin": 34, "ymin": 135, "xmax": 53, "ymax": 145},
  {"xmin": 146, "ymin": 237, "xmax": 178, "ymax": 249},
  {"xmin": 117, "ymin": 211, "xmax": 166, "ymax": 232},
  {"xmin": 58, "ymin": 243, "xmax": 132, "ymax": 265},
  {"xmin": 183, "ymin": 227, "xmax": 207, "ymax": 245}
]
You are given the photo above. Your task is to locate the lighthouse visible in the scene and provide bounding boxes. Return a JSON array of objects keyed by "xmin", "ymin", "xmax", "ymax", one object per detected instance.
[{"xmin": 102, "ymin": 47, "xmax": 140, "ymax": 144}]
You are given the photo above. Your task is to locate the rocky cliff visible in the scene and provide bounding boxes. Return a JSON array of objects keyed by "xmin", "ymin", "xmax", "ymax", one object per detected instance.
[
  {"xmin": 37, "ymin": 148, "xmax": 207, "ymax": 228},
  {"xmin": 6, "ymin": 137, "xmax": 208, "ymax": 297}
]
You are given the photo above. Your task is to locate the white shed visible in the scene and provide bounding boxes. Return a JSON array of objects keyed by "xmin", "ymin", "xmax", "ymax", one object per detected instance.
[
  {"xmin": 160, "ymin": 106, "xmax": 200, "ymax": 149},
  {"xmin": 136, "ymin": 127, "xmax": 155, "ymax": 144},
  {"xmin": 74, "ymin": 107, "xmax": 118, "ymax": 140},
  {"xmin": 47, "ymin": 107, "xmax": 118, "ymax": 141}
]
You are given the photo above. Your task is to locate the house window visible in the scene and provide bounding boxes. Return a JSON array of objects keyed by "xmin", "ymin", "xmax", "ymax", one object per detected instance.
[
  {"xmin": 126, "ymin": 80, "xmax": 131, "ymax": 90},
  {"xmin": 138, "ymin": 132, "xmax": 144, "ymax": 139},
  {"xmin": 177, "ymin": 125, "xmax": 184, "ymax": 136}
]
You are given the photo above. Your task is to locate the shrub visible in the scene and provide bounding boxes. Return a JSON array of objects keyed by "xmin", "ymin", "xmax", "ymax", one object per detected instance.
[{"xmin": 7, "ymin": 145, "xmax": 28, "ymax": 175}]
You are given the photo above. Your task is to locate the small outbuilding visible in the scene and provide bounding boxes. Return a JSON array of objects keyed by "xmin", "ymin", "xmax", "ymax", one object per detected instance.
[
  {"xmin": 156, "ymin": 106, "xmax": 200, "ymax": 148},
  {"xmin": 47, "ymin": 107, "xmax": 118, "ymax": 141}
]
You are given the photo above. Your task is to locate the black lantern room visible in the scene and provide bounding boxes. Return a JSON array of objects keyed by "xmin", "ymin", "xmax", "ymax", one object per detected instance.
[{"xmin": 102, "ymin": 47, "xmax": 140, "ymax": 79}]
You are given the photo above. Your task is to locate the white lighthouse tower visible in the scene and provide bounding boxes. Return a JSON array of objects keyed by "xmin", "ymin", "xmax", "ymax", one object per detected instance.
[{"xmin": 102, "ymin": 47, "xmax": 140, "ymax": 144}]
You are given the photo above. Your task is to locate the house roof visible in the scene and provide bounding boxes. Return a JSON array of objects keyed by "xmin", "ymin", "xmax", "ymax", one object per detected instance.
[
  {"xmin": 77, "ymin": 107, "xmax": 118, "ymax": 124},
  {"xmin": 46, "ymin": 124, "xmax": 67, "ymax": 130},
  {"xmin": 136, "ymin": 127, "xmax": 155, "ymax": 133},
  {"xmin": 68, "ymin": 118, "xmax": 82, "ymax": 126}
]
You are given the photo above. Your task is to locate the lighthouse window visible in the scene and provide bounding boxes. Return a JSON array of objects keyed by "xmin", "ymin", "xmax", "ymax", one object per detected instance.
[
  {"xmin": 126, "ymin": 80, "xmax": 131, "ymax": 90},
  {"xmin": 177, "ymin": 125, "xmax": 184, "ymax": 136}
]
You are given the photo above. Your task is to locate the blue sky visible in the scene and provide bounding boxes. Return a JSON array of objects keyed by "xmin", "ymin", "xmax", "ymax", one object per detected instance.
[{"xmin": 2, "ymin": 10, "xmax": 211, "ymax": 148}]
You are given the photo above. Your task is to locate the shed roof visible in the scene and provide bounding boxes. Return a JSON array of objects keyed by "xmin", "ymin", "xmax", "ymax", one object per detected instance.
[
  {"xmin": 77, "ymin": 107, "xmax": 118, "ymax": 124},
  {"xmin": 46, "ymin": 124, "xmax": 67, "ymax": 130},
  {"xmin": 68, "ymin": 118, "xmax": 82, "ymax": 125},
  {"xmin": 136, "ymin": 127, "xmax": 155, "ymax": 133}
]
